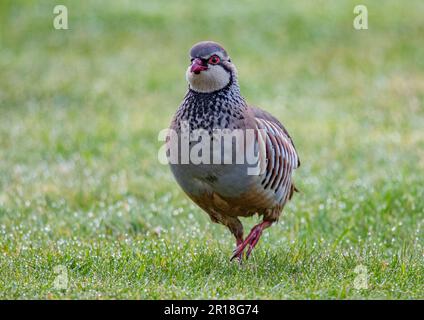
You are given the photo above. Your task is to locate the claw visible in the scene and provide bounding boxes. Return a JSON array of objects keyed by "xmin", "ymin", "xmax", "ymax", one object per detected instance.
[
  {"xmin": 230, "ymin": 239, "xmax": 244, "ymax": 262},
  {"xmin": 230, "ymin": 251, "xmax": 243, "ymax": 264}
]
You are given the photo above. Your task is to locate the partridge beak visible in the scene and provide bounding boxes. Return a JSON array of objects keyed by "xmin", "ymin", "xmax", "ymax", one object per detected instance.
[{"xmin": 190, "ymin": 58, "xmax": 208, "ymax": 74}]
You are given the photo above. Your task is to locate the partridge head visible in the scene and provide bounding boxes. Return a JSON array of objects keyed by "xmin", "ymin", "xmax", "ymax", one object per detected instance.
[{"xmin": 186, "ymin": 41, "xmax": 236, "ymax": 93}]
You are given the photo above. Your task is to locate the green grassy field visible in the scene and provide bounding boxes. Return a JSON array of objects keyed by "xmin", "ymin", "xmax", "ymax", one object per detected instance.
[{"xmin": 0, "ymin": 0, "xmax": 423, "ymax": 299}]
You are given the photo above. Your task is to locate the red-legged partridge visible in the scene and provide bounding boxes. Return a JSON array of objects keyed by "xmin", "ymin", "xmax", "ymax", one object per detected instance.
[{"xmin": 168, "ymin": 41, "xmax": 300, "ymax": 261}]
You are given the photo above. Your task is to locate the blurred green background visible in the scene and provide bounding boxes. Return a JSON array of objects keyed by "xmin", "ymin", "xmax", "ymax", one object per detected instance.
[{"xmin": 0, "ymin": 0, "xmax": 423, "ymax": 299}]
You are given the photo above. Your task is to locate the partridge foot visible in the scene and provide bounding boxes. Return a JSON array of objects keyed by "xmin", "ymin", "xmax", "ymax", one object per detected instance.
[{"xmin": 230, "ymin": 221, "xmax": 272, "ymax": 262}]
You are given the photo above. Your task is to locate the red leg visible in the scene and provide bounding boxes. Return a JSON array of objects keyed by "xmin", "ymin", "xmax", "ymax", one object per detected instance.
[{"xmin": 230, "ymin": 221, "xmax": 272, "ymax": 261}]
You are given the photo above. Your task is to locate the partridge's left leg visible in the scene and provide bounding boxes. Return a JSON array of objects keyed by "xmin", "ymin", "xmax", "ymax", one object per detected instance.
[
  {"xmin": 230, "ymin": 220, "xmax": 273, "ymax": 261},
  {"xmin": 214, "ymin": 215, "xmax": 244, "ymax": 262},
  {"xmin": 226, "ymin": 218, "xmax": 244, "ymax": 262}
]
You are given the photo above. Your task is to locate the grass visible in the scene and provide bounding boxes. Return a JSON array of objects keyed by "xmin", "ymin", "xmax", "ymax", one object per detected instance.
[{"xmin": 0, "ymin": 0, "xmax": 423, "ymax": 299}]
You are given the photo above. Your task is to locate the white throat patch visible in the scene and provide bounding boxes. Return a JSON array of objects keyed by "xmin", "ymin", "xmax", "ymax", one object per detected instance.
[{"xmin": 186, "ymin": 64, "xmax": 231, "ymax": 93}]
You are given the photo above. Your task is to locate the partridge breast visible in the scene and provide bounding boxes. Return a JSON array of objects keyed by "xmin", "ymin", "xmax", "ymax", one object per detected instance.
[{"xmin": 169, "ymin": 104, "xmax": 299, "ymax": 221}]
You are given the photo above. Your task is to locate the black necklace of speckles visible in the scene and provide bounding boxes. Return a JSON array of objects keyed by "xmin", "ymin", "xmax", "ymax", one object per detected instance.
[{"xmin": 176, "ymin": 80, "xmax": 247, "ymax": 135}]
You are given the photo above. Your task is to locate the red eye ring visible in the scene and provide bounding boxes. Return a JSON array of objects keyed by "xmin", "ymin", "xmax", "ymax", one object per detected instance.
[{"xmin": 208, "ymin": 55, "xmax": 220, "ymax": 64}]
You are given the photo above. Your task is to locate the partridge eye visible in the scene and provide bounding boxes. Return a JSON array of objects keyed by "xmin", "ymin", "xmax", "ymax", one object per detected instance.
[{"xmin": 208, "ymin": 55, "xmax": 220, "ymax": 64}]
